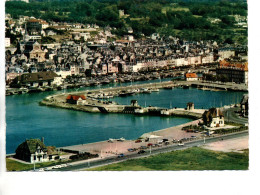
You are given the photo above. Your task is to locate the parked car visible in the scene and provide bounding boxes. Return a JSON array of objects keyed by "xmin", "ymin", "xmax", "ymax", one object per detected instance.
[
  {"xmin": 53, "ymin": 165, "xmax": 61, "ymax": 169},
  {"xmin": 128, "ymin": 148, "xmax": 134, "ymax": 152},
  {"xmin": 140, "ymin": 146, "xmax": 148, "ymax": 149},
  {"xmin": 44, "ymin": 167, "xmax": 53, "ymax": 171},
  {"xmin": 162, "ymin": 139, "xmax": 168, "ymax": 142},
  {"xmin": 147, "ymin": 143, "xmax": 153, "ymax": 147},
  {"xmin": 157, "ymin": 140, "xmax": 163, "ymax": 144},
  {"xmin": 138, "ymin": 150, "xmax": 146, "ymax": 154},
  {"xmin": 178, "ymin": 143, "xmax": 184, "ymax": 146},
  {"xmin": 60, "ymin": 164, "xmax": 67, "ymax": 168},
  {"xmin": 118, "ymin": 153, "xmax": 125, "ymax": 158},
  {"xmin": 135, "ymin": 139, "xmax": 142, "ymax": 143}
]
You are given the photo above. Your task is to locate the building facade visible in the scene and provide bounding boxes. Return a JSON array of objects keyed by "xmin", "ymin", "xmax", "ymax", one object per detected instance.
[{"xmin": 216, "ymin": 60, "xmax": 248, "ymax": 85}]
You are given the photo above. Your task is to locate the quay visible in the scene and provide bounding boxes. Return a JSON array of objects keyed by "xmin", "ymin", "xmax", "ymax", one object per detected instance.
[
  {"xmin": 40, "ymin": 80, "xmax": 209, "ymax": 118},
  {"xmin": 40, "ymin": 80, "xmax": 247, "ymax": 117}
]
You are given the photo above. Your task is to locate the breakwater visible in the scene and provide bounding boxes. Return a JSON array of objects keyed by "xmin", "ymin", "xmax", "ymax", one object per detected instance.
[{"xmin": 40, "ymin": 81, "xmax": 206, "ymax": 118}]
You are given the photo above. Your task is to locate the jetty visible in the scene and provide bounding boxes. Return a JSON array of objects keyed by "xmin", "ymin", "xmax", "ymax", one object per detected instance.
[
  {"xmin": 40, "ymin": 81, "xmax": 210, "ymax": 118},
  {"xmin": 40, "ymin": 80, "xmax": 248, "ymax": 118}
]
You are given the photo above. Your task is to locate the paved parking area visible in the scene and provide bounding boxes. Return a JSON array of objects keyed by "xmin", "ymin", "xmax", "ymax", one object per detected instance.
[{"xmin": 202, "ymin": 134, "xmax": 248, "ymax": 153}]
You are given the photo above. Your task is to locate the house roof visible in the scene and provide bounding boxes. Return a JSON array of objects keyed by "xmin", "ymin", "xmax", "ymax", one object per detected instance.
[
  {"xmin": 16, "ymin": 139, "xmax": 47, "ymax": 154},
  {"xmin": 219, "ymin": 60, "xmax": 248, "ymax": 71},
  {"xmin": 203, "ymin": 108, "xmax": 223, "ymax": 123},
  {"xmin": 185, "ymin": 73, "xmax": 198, "ymax": 78},
  {"xmin": 28, "ymin": 19, "xmax": 41, "ymax": 23},
  {"xmin": 66, "ymin": 95, "xmax": 86, "ymax": 101}
]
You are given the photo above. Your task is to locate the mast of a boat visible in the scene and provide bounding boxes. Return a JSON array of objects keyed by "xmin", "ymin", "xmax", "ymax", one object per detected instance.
[{"xmin": 63, "ymin": 82, "xmax": 65, "ymax": 94}]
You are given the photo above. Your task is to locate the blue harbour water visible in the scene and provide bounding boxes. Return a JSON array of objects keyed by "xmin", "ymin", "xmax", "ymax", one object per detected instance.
[{"xmin": 6, "ymin": 79, "xmax": 245, "ymax": 154}]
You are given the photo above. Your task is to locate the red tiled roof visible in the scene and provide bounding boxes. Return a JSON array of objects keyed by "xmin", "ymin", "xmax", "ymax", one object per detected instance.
[
  {"xmin": 219, "ymin": 60, "xmax": 248, "ymax": 71},
  {"xmin": 66, "ymin": 95, "xmax": 86, "ymax": 101},
  {"xmin": 116, "ymin": 40, "xmax": 132, "ymax": 43},
  {"xmin": 28, "ymin": 19, "xmax": 41, "ymax": 23},
  {"xmin": 185, "ymin": 73, "xmax": 198, "ymax": 78}
]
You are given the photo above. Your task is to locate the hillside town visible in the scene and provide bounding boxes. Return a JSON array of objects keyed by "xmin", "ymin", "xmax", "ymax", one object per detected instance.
[
  {"xmin": 5, "ymin": 13, "xmax": 248, "ymax": 95},
  {"xmin": 4, "ymin": 0, "xmax": 251, "ymax": 177}
]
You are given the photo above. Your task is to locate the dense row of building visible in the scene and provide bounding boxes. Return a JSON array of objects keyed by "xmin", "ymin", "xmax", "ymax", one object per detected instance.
[{"xmin": 5, "ymin": 14, "xmax": 248, "ymax": 88}]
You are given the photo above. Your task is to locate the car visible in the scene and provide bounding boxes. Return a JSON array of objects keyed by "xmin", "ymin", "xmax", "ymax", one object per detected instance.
[
  {"xmin": 178, "ymin": 143, "xmax": 184, "ymax": 146},
  {"xmin": 157, "ymin": 140, "xmax": 163, "ymax": 144},
  {"xmin": 60, "ymin": 164, "xmax": 67, "ymax": 168},
  {"xmin": 53, "ymin": 165, "xmax": 62, "ymax": 169},
  {"xmin": 147, "ymin": 143, "xmax": 153, "ymax": 147},
  {"xmin": 44, "ymin": 167, "xmax": 53, "ymax": 171},
  {"xmin": 135, "ymin": 139, "xmax": 142, "ymax": 143},
  {"xmin": 172, "ymin": 139, "xmax": 178, "ymax": 143},
  {"xmin": 128, "ymin": 148, "xmax": 134, "ymax": 152},
  {"xmin": 140, "ymin": 146, "xmax": 147, "ymax": 149},
  {"xmin": 138, "ymin": 150, "xmax": 146, "ymax": 154},
  {"xmin": 162, "ymin": 139, "xmax": 168, "ymax": 142},
  {"xmin": 118, "ymin": 153, "xmax": 124, "ymax": 158}
]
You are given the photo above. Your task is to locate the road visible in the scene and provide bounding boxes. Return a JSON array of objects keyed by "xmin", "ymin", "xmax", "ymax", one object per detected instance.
[
  {"xmin": 52, "ymin": 130, "xmax": 248, "ymax": 171},
  {"xmin": 223, "ymin": 106, "xmax": 248, "ymax": 124}
]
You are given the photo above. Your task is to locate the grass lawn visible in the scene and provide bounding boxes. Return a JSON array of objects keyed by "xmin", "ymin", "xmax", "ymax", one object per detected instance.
[
  {"xmin": 87, "ymin": 147, "xmax": 249, "ymax": 171},
  {"xmin": 6, "ymin": 158, "xmax": 66, "ymax": 171}
]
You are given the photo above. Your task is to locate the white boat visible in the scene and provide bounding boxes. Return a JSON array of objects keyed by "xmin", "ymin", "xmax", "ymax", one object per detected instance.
[
  {"xmin": 160, "ymin": 109, "xmax": 170, "ymax": 115},
  {"xmin": 135, "ymin": 108, "xmax": 144, "ymax": 114},
  {"xmin": 108, "ymin": 138, "xmax": 115, "ymax": 142},
  {"xmin": 117, "ymin": 137, "xmax": 125, "ymax": 141},
  {"xmin": 151, "ymin": 88, "xmax": 159, "ymax": 92}
]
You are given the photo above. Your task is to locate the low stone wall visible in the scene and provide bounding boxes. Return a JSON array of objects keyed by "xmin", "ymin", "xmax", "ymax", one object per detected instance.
[
  {"xmin": 170, "ymin": 109, "xmax": 203, "ymax": 119},
  {"xmin": 40, "ymin": 100, "xmax": 102, "ymax": 113}
]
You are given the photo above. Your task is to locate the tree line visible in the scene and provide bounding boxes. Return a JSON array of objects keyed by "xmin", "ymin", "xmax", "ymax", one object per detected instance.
[{"xmin": 6, "ymin": 0, "xmax": 247, "ymax": 43}]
